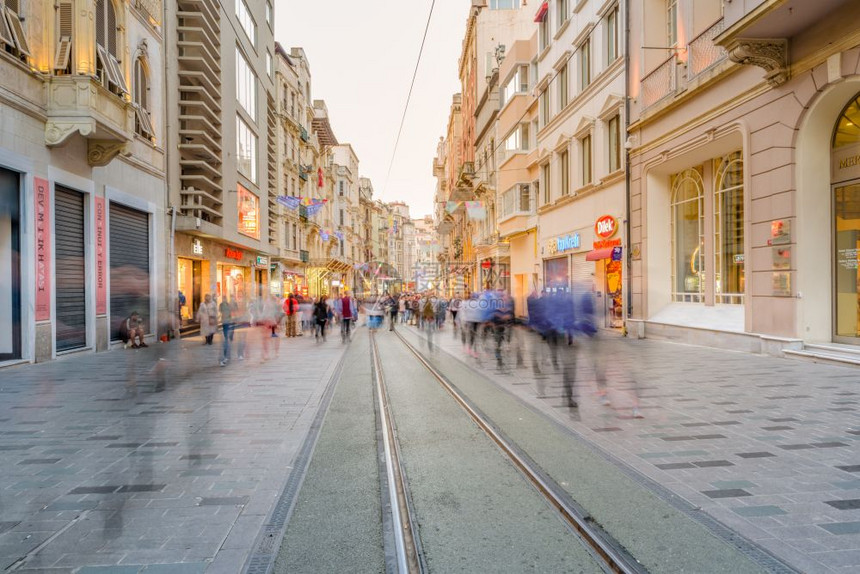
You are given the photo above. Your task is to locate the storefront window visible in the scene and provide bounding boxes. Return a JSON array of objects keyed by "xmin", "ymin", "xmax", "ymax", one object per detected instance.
[
  {"xmin": 237, "ymin": 184, "xmax": 259, "ymax": 239},
  {"xmin": 835, "ymin": 183, "xmax": 860, "ymax": 339},
  {"xmin": 544, "ymin": 257, "xmax": 569, "ymax": 293},
  {"xmin": 671, "ymin": 167, "xmax": 704, "ymax": 302},
  {"xmin": 714, "ymin": 152, "xmax": 744, "ymax": 304},
  {"xmin": 833, "ymin": 95, "xmax": 860, "ymax": 148}
]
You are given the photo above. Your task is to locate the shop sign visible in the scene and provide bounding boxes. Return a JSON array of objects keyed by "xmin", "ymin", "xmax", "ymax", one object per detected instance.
[
  {"xmin": 611, "ymin": 246, "xmax": 623, "ymax": 261},
  {"xmin": 332, "ymin": 280, "xmax": 341, "ymax": 286},
  {"xmin": 768, "ymin": 219, "xmax": 791, "ymax": 246},
  {"xmin": 595, "ymin": 215, "xmax": 618, "ymax": 240},
  {"xmin": 237, "ymin": 184, "xmax": 260, "ymax": 239},
  {"xmin": 192, "ymin": 238, "xmax": 203, "ymax": 255},
  {"xmin": 256, "ymin": 255, "xmax": 269, "ymax": 266},
  {"xmin": 225, "ymin": 248, "xmax": 243, "ymax": 261},
  {"xmin": 34, "ymin": 177, "xmax": 51, "ymax": 321},
  {"xmin": 556, "ymin": 233, "xmax": 581, "ymax": 253},
  {"xmin": 95, "ymin": 196, "xmax": 107, "ymax": 315},
  {"xmin": 594, "ymin": 238, "xmax": 622, "ymax": 249}
]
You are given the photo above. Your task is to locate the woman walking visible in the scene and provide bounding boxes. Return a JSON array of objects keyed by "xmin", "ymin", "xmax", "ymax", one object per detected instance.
[
  {"xmin": 313, "ymin": 296, "xmax": 329, "ymax": 342},
  {"xmin": 197, "ymin": 294, "xmax": 218, "ymax": 345}
]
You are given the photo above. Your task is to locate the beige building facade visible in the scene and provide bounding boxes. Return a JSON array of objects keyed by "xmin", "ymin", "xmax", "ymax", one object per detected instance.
[
  {"xmin": 0, "ymin": 0, "xmax": 167, "ymax": 364},
  {"xmin": 627, "ymin": 0, "xmax": 860, "ymax": 354}
]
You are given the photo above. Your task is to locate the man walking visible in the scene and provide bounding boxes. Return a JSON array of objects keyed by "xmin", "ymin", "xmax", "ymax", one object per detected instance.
[
  {"xmin": 219, "ymin": 296, "xmax": 235, "ymax": 366},
  {"xmin": 283, "ymin": 293, "xmax": 299, "ymax": 337},
  {"xmin": 340, "ymin": 290, "xmax": 357, "ymax": 342}
]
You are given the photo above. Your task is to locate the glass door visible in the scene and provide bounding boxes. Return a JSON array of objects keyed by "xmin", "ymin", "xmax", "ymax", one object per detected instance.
[
  {"xmin": 834, "ymin": 182, "xmax": 860, "ymax": 343},
  {"xmin": 0, "ymin": 168, "xmax": 21, "ymax": 361}
]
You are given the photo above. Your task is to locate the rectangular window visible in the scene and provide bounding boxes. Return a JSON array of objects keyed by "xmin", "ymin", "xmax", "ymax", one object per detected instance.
[
  {"xmin": 265, "ymin": 1, "xmax": 272, "ymax": 27},
  {"xmin": 542, "ymin": 163, "xmax": 551, "ymax": 204},
  {"xmin": 339, "ymin": 209, "xmax": 344, "ymax": 226},
  {"xmin": 236, "ymin": 116, "xmax": 257, "ymax": 183},
  {"xmin": 667, "ymin": 0, "xmax": 678, "ymax": 47},
  {"xmin": 579, "ymin": 38, "xmax": 591, "ymax": 90},
  {"xmin": 519, "ymin": 183, "xmax": 531, "ymax": 212},
  {"xmin": 540, "ymin": 89, "xmax": 550, "ymax": 126},
  {"xmin": 266, "ymin": 50, "xmax": 273, "ymax": 78},
  {"xmin": 504, "ymin": 123, "xmax": 530, "ymax": 153},
  {"xmin": 607, "ymin": 7, "xmax": 619, "ymax": 64},
  {"xmin": 490, "ymin": 0, "xmax": 521, "ymax": 8},
  {"xmin": 557, "ymin": 0, "xmax": 569, "ymax": 28},
  {"xmin": 236, "ymin": 0, "xmax": 256, "ymax": 46},
  {"xmin": 236, "ymin": 48, "xmax": 256, "ymax": 120},
  {"xmin": 608, "ymin": 115, "xmax": 621, "ymax": 172},
  {"xmin": 237, "ymin": 184, "xmax": 259, "ymax": 239},
  {"xmin": 560, "ymin": 150, "xmax": 569, "ymax": 195},
  {"xmin": 500, "ymin": 65, "xmax": 529, "ymax": 107},
  {"xmin": 539, "ymin": 15, "xmax": 550, "ymax": 51},
  {"xmin": 558, "ymin": 64, "xmax": 568, "ymax": 110},
  {"xmin": 581, "ymin": 135, "xmax": 592, "ymax": 185},
  {"xmin": 339, "ymin": 181, "xmax": 344, "ymax": 195}
]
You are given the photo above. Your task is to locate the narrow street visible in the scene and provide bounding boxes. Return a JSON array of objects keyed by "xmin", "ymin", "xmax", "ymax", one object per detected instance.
[{"xmin": 1, "ymin": 324, "xmax": 859, "ymax": 572}]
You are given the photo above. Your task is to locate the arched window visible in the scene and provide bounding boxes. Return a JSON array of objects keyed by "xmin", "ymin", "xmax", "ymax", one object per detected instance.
[
  {"xmin": 833, "ymin": 94, "xmax": 860, "ymax": 148},
  {"xmin": 714, "ymin": 152, "xmax": 744, "ymax": 304},
  {"xmin": 95, "ymin": 0, "xmax": 127, "ymax": 94},
  {"xmin": 133, "ymin": 57, "xmax": 154, "ymax": 139},
  {"xmin": 671, "ymin": 167, "xmax": 704, "ymax": 302}
]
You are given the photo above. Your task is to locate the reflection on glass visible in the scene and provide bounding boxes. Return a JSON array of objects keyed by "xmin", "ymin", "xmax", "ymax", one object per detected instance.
[
  {"xmin": 714, "ymin": 152, "xmax": 744, "ymax": 304},
  {"xmin": 835, "ymin": 183, "xmax": 860, "ymax": 339},
  {"xmin": 671, "ymin": 167, "xmax": 704, "ymax": 302}
]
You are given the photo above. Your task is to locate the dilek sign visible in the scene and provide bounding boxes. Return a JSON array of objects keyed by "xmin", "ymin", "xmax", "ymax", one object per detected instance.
[{"xmin": 594, "ymin": 215, "xmax": 622, "ymax": 249}]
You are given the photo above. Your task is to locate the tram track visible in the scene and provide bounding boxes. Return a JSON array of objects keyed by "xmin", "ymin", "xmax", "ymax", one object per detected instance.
[{"xmin": 371, "ymin": 328, "xmax": 644, "ymax": 574}]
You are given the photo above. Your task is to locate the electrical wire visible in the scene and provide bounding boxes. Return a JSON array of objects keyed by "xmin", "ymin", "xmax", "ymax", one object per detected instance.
[{"xmin": 382, "ymin": 0, "xmax": 437, "ymax": 197}]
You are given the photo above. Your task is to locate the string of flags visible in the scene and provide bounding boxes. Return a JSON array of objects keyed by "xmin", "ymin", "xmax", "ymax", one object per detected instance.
[{"xmin": 276, "ymin": 196, "xmax": 329, "ymax": 214}]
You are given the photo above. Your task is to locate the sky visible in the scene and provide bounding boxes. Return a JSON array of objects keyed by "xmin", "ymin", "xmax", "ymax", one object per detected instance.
[{"xmin": 275, "ymin": 0, "xmax": 467, "ymax": 219}]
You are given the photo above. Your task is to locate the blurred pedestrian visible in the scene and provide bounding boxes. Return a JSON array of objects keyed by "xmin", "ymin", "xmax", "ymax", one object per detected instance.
[
  {"xmin": 313, "ymin": 296, "xmax": 329, "ymax": 341},
  {"xmin": 197, "ymin": 294, "xmax": 217, "ymax": 345},
  {"xmin": 283, "ymin": 293, "xmax": 299, "ymax": 337},
  {"xmin": 219, "ymin": 296, "xmax": 235, "ymax": 366}
]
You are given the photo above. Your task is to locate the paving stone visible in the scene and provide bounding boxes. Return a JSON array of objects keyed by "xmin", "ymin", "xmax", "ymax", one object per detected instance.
[
  {"xmin": 824, "ymin": 499, "xmax": 860, "ymax": 510},
  {"xmin": 702, "ymin": 489, "xmax": 753, "ymax": 498},
  {"xmin": 655, "ymin": 462, "xmax": 696, "ymax": 470},
  {"xmin": 732, "ymin": 505, "xmax": 788, "ymax": 517},
  {"xmin": 819, "ymin": 521, "xmax": 860, "ymax": 535},
  {"xmin": 736, "ymin": 452, "xmax": 776, "ymax": 458}
]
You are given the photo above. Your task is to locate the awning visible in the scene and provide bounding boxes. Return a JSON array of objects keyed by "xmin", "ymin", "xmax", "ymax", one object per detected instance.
[
  {"xmin": 534, "ymin": 1, "xmax": 548, "ymax": 22},
  {"xmin": 586, "ymin": 247, "xmax": 615, "ymax": 261}
]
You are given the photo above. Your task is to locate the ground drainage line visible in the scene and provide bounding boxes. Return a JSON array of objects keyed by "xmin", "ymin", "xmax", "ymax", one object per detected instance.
[{"xmin": 394, "ymin": 329, "xmax": 644, "ymax": 574}]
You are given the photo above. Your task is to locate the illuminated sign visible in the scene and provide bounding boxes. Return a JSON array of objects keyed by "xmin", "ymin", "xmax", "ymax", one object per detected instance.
[
  {"xmin": 192, "ymin": 238, "xmax": 203, "ymax": 255},
  {"xmin": 237, "ymin": 184, "xmax": 260, "ymax": 239},
  {"xmin": 595, "ymin": 215, "xmax": 618, "ymax": 240},
  {"xmin": 556, "ymin": 233, "xmax": 580, "ymax": 253},
  {"xmin": 225, "ymin": 248, "xmax": 243, "ymax": 260},
  {"xmin": 256, "ymin": 256, "xmax": 269, "ymax": 266}
]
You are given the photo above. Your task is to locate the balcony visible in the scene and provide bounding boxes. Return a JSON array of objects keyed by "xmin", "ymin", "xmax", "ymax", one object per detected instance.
[
  {"xmin": 641, "ymin": 55, "xmax": 677, "ymax": 109},
  {"xmin": 45, "ymin": 76, "xmax": 134, "ymax": 166},
  {"xmin": 687, "ymin": 19, "xmax": 728, "ymax": 80}
]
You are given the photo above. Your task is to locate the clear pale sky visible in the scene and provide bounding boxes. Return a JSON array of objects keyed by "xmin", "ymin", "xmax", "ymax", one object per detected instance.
[{"xmin": 275, "ymin": 0, "xmax": 467, "ymax": 219}]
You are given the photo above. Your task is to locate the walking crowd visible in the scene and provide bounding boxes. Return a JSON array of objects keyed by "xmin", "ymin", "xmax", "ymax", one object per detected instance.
[{"xmin": 165, "ymin": 283, "xmax": 640, "ymax": 417}]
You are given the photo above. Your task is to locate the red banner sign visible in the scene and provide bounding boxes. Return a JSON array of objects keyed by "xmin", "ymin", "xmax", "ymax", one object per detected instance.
[
  {"xmin": 225, "ymin": 248, "xmax": 243, "ymax": 261},
  {"xmin": 95, "ymin": 196, "xmax": 107, "ymax": 315},
  {"xmin": 34, "ymin": 177, "xmax": 51, "ymax": 321}
]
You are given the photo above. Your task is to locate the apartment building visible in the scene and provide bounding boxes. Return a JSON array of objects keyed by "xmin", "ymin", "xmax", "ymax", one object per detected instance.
[
  {"xmin": 167, "ymin": 0, "xmax": 277, "ymax": 329},
  {"xmin": 497, "ymin": 34, "xmax": 540, "ymax": 317},
  {"xmin": 627, "ymin": 0, "xmax": 860, "ymax": 356},
  {"xmin": 534, "ymin": 0, "xmax": 626, "ymax": 329},
  {"xmin": 273, "ymin": 44, "xmax": 317, "ymax": 298},
  {"xmin": 0, "ymin": 0, "xmax": 166, "ymax": 364}
]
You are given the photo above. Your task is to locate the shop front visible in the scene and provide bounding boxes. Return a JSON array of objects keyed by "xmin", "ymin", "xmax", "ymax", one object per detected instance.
[
  {"xmin": 585, "ymin": 215, "xmax": 624, "ymax": 330},
  {"xmin": 833, "ymin": 97, "xmax": 860, "ymax": 343}
]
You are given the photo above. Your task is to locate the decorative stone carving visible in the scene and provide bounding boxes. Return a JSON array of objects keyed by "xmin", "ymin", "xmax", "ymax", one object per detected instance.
[
  {"xmin": 726, "ymin": 38, "xmax": 789, "ymax": 87},
  {"xmin": 45, "ymin": 121, "xmax": 93, "ymax": 146},
  {"xmin": 87, "ymin": 141, "xmax": 130, "ymax": 167}
]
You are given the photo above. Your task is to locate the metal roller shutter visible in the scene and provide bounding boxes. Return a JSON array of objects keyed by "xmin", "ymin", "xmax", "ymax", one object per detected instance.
[
  {"xmin": 571, "ymin": 252, "xmax": 593, "ymax": 288},
  {"xmin": 54, "ymin": 186, "xmax": 86, "ymax": 351},
  {"xmin": 109, "ymin": 203, "xmax": 150, "ymax": 341}
]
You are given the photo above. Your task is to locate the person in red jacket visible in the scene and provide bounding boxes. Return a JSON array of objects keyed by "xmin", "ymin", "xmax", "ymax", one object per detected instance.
[{"xmin": 283, "ymin": 293, "xmax": 299, "ymax": 337}]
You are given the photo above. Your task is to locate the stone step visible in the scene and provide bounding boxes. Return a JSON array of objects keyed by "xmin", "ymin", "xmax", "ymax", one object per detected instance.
[{"xmin": 784, "ymin": 344, "xmax": 860, "ymax": 368}]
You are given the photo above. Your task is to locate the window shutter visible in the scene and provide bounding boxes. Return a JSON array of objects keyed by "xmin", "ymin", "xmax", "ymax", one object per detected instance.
[
  {"xmin": 0, "ymin": 5, "xmax": 13, "ymax": 47},
  {"xmin": 96, "ymin": 0, "xmax": 105, "ymax": 49},
  {"xmin": 4, "ymin": 7, "xmax": 30, "ymax": 56},
  {"xmin": 108, "ymin": 53, "xmax": 128, "ymax": 93},
  {"xmin": 58, "ymin": 1, "xmax": 73, "ymax": 37},
  {"xmin": 107, "ymin": 0, "xmax": 117, "ymax": 57},
  {"xmin": 96, "ymin": 44, "xmax": 118, "ymax": 84},
  {"xmin": 135, "ymin": 105, "xmax": 154, "ymax": 138},
  {"xmin": 54, "ymin": 36, "xmax": 71, "ymax": 71}
]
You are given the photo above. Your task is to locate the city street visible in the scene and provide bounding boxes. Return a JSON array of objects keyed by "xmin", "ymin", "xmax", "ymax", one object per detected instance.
[{"xmin": 1, "ymin": 324, "xmax": 859, "ymax": 572}]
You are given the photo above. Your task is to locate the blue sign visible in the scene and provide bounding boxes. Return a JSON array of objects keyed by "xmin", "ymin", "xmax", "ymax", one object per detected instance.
[
  {"xmin": 611, "ymin": 246, "xmax": 623, "ymax": 261},
  {"xmin": 556, "ymin": 233, "xmax": 581, "ymax": 253}
]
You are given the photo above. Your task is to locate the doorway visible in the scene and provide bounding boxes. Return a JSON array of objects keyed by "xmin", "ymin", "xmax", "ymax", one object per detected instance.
[
  {"xmin": 834, "ymin": 181, "xmax": 860, "ymax": 343},
  {"xmin": 0, "ymin": 168, "xmax": 21, "ymax": 361}
]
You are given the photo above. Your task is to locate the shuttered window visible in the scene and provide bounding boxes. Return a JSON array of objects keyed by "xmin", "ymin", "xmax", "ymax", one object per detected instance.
[
  {"xmin": 54, "ymin": 1, "xmax": 73, "ymax": 73},
  {"xmin": 54, "ymin": 186, "xmax": 87, "ymax": 352},
  {"xmin": 133, "ymin": 58, "xmax": 154, "ymax": 138},
  {"xmin": 2, "ymin": 0, "xmax": 30, "ymax": 57},
  {"xmin": 95, "ymin": 0, "xmax": 126, "ymax": 93},
  {"xmin": 109, "ymin": 203, "xmax": 150, "ymax": 341}
]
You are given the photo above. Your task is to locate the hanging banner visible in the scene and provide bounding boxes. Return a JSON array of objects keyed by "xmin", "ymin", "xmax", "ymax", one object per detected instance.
[
  {"xmin": 306, "ymin": 203, "xmax": 325, "ymax": 217},
  {"xmin": 466, "ymin": 201, "xmax": 487, "ymax": 221},
  {"xmin": 34, "ymin": 177, "xmax": 51, "ymax": 321},
  {"xmin": 95, "ymin": 196, "xmax": 107, "ymax": 315},
  {"xmin": 318, "ymin": 167, "xmax": 324, "ymax": 188},
  {"xmin": 277, "ymin": 195, "xmax": 301, "ymax": 210},
  {"xmin": 334, "ymin": 231, "xmax": 345, "ymax": 241},
  {"xmin": 445, "ymin": 201, "xmax": 462, "ymax": 214},
  {"xmin": 319, "ymin": 230, "xmax": 330, "ymax": 241}
]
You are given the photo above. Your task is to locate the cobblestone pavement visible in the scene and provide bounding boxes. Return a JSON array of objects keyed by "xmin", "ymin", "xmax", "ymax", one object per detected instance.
[
  {"xmin": 0, "ymin": 329, "xmax": 347, "ymax": 573},
  {"xmin": 396, "ymin": 322, "xmax": 860, "ymax": 574}
]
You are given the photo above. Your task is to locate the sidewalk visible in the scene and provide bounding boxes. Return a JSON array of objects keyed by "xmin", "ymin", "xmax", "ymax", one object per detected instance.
[
  {"xmin": 398, "ymin": 322, "xmax": 860, "ymax": 574},
  {"xmin": 0, "ymin": 329, "xmax": 348, "ymax": 573}
]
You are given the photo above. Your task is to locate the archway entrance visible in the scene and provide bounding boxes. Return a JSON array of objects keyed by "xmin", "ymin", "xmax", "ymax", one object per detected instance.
[{"xmin": 832, "ymin": 93, "xmax": 860, "ymax": 343}]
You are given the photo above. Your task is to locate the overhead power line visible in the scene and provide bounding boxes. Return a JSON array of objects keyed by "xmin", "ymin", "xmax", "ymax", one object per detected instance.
[{"xmin": 383, "ymin": 0, "xmax": 437, "ymax": 197}]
